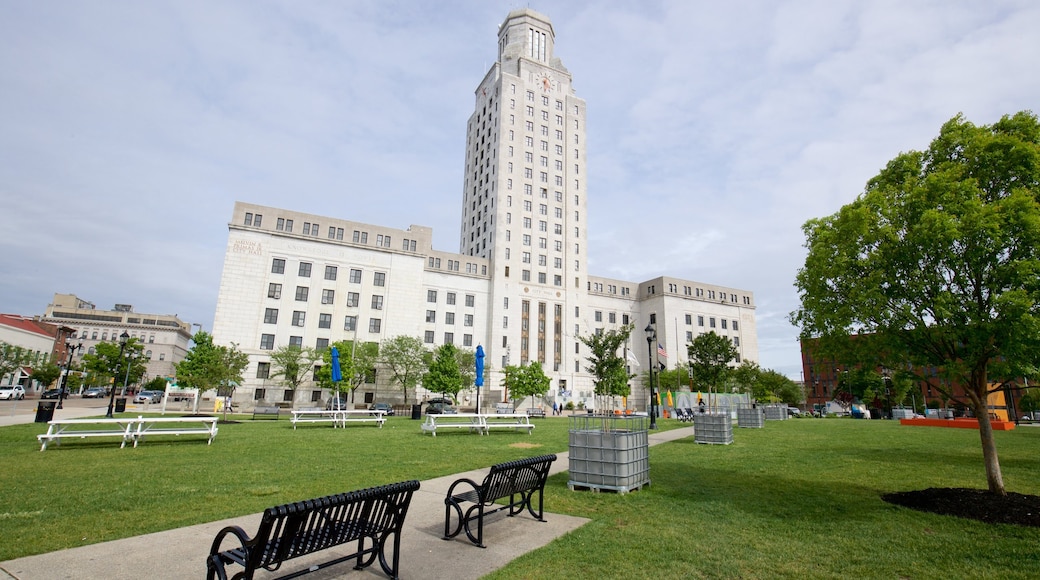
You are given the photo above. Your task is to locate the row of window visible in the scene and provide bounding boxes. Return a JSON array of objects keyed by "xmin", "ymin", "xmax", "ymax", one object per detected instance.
[
  {"xmin": 75, "ymin": 329, "xmax": 157, "ymax": 343},
  {"xmin": 245, "ymin": 213, "xmax": 421, "ymax": 252},
  {"xmin": 589, "ymin": 282, "xmax": 631, "ymax": 296},
  {"xmin": 271, "ymin": 259, "xmax": 386, "ymax": 285},
  {"xmin": 425, "ymin": 290, "xmax": 477, "ymax": 307},
  {"xmin": 646, "ymin": 283, "xmax": 753, "ymax": 305},
  {"xmin": 680, "ymin": 314, "xmax": 740, "ymax": 331}
]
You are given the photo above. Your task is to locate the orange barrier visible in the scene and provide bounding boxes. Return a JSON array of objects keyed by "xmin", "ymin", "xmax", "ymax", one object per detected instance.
[{"xmin": 900, "ymin": 418, "xmax": 1016, "ymax": 431}]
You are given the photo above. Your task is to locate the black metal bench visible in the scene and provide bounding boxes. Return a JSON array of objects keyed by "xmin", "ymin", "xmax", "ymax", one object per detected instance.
[
  {"xmin": 525, "ymin": 408, "xmax": 546, "ymax": 418},
  {"xmin": 443, "ymin": 454, "xmax": 556, "ymax": 548},
  {"xmin": 252, "ymin": 406, "xmax": 280, "ymax": 420},
  {"xmin": 207, "ymin": 480, "xmax": 420, "ymax": 580}
]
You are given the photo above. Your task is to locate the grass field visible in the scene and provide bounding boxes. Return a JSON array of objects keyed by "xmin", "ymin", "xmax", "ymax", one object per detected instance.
[{"xmin": 2, "ymin": 415, "xmax": 1038, "ymax": 578}]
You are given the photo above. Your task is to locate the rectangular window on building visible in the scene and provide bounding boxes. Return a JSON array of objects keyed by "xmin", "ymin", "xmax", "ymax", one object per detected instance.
[
  {"xmin": 321, "ymin": 289, "xmax": 335, "ymax": 304},
  {"xmin": 256, "ymin": 362, "xmax": 270, "ymax": 379},
  {"xmin": 428, "ymin": 290, "xmax": 438, "ymax": 303},
  {"xmin": 316, "ymin": 337, "xmax": 329, "ymax": 350},
  {"xmin": 463, "ymin": 334, "xmax": 473, "ymax": 347},
  {"xmin": 685, "ymin": 314, "xmax": 692, "ymax": 325},
  {"xmin": 344, "ymin": 315, "xmax": 357, "ymax": 331},
  {"xmin": 373, "ymin": 272, "xmax": 385, "ymax": 286},
  {"xmin": 245, "ymin": 212, "xmax": 253, "ymax": 226},
  {"xmin": 346, "ymin": 292, "xmax": 359, "ymax": 307},
  {"xmin": 369, "ymin": 318, "xmax": 381, "ymax": 333},
  {"xmin": 721, "ymin": 319, "xmax": 728, "ymax": 330},
  {"xmin": 268, "ymin": 283, "xmax": 282, "ymax": 299},
  {"xmin": 289, "ymin": 335, "xmax": 303, "ymax": 347},
  {"xmin": 371, "ymin": 295, "xmax": 384, "ymax": 310},
  {"xmin": 264, "ymin": 308, "xmax": 278, "ymax": 324},
  {"xmin": 465, "ymin": 314, "xmax": 473, "ymax": 327},
  {"xmin": 260, "ymin": 334, "xmax": 275, "ymax": 350},
  {"xmin": 271, "ymin": 258, "xmax": 285, "ymax": 274},
  {"xmin": 299, "ymin": 262, "xmax": 311, "ymax": 277},
  {"xmin": 295, "ymin": 286, "xmax": 308, "ymax": 301},
  {"xmin": 424, "ymin": 331, "xmax": 435, "ymax": 344},
  {"xmin": 465, "ymin": 294, "xmax": 475, "ymax": 307},
  {"xmin": 318, "ymin": 314, "xmax": 332, "ymax": 329},
  {"xmin": 446, "ymin": 312, "xmax": 455, "ymax": 325},
  {"xmin": 698, "ymin": 316, "xmax": 705, "ymax": 326},
  {"xmin": 324, "ymin": 265, "xmax": 337, "ymax": 280},
  {"xmin": 426, "ymin": 310, "xmax": 436, "ymax": 323},
  {"xmin": 292, "ymin": 311, "xmax": 305, "ymax": 326},
  {"xmin": 444, "ymin": 332, "xmax": 454, "ymax": 345},
  {"xmin": 446, "ymin": 292, "xmax": 456, "ymax": 305},
  {"xmin": 349, "ymin": 269, "xmax": 362, "ymax": 283},
  {"xmin": 733, "ymin": 320, "xmax": 739, "ymax": 331},
  {"xmin": 277, "ymin": 218, "xmax": 285, "ymax": 231},
  {"xmin": 710, "ymin": 318, "xmax": 716, "ymax": 328}
]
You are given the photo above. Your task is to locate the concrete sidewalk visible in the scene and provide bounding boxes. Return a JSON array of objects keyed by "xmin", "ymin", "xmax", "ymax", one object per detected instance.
[{"xmin": 0, "ymin": 418, "xmax": 694, "ymax": 579}]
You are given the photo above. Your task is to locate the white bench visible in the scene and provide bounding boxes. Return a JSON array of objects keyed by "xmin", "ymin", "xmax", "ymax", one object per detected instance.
[
  {"xmin": 482, "ymin": 413, "xmax": 535, "ymax": 434},
  {"xmin": 37, "ymin": 416, "xmax": 218, "ymax": 451},
  {"xmin": 420, "ymin": 413, "xmax": 486, "ymax": 437},
  {"xmin": 131, "ymin": 416, "xmax": 218, "ymax": 447},
  {"xmin": 291, "ymin": 408, "xmax": 386, "ymax": 429},
  {"xmin": 420, "ymin": 413, "xmax": 535, "ymax": 437}
]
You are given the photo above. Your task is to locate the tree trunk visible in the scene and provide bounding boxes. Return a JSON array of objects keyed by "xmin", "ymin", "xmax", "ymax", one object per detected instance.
[{"xmin": 972, "ymin": 371, "xmax": 1006, "ymax": 495}]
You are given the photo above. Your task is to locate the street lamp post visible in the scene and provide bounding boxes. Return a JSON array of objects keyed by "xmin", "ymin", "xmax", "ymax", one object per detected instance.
[
  {"xmin": 644, "ymin": 323, "xmax": 658, "ymax": 430},
  {"xmin": 106, "ymin": 331, "xmax": 130, "ymax": 418},
  {"xmin": 57, "ymin": 342, "xmax": 83, "ymax": 410}
]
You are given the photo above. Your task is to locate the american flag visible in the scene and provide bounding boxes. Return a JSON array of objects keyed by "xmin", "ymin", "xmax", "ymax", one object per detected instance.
[{"xmin": 657, "ymin": 343, "xmax": 668, "ymax": 358}]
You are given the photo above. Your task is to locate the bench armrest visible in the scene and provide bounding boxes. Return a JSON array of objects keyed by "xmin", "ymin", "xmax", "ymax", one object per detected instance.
[{"xmin": 445, "ymin": 477, "xmax": 483, "ymax": 502}]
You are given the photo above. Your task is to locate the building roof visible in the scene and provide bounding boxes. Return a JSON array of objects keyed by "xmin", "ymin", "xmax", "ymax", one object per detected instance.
[{"xmin": 0, "ymin": 314, "xmax": 57, "ymax": 339}]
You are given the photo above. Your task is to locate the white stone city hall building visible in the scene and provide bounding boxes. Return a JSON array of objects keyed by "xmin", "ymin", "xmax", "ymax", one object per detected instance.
[{"xmin": 212, "ymin": 9, "xmax": 757, "ymax": 410}]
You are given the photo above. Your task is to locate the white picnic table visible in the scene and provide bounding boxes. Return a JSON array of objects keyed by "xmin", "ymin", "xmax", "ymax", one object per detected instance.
[
  {"xmin": 37, "ymin": 415, "xmax": 218, "ymax": 450},
  {"xmin": 420, "ymin": 413, "xmax": 535, "ymax": 437},
  {"xmin": 290, "ymin": 408, "xmax": 386, "ymax": 429}
]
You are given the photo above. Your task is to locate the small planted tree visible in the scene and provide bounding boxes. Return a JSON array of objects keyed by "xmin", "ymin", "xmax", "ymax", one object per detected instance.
[
  {"xmin": 501, "ymin": 361, "xmax": 551, "ymax": 410},
  {"xmin": 379, "ymin": 336, "xmax": 428, "ymax": 404},
  {"xmin": 269, "ymin": 345, "xmax": 320, "ymax": 405},
  {"xmin": 687, "ymin": 331, "xmax": 737, "ymax": 396},
  {"xmin": 423, "ymin": 344, "xmax": 462, "ymax": 402},
  {"xmin": 580, "ymin": 325, "xmax": 633, "ymax": 410}
]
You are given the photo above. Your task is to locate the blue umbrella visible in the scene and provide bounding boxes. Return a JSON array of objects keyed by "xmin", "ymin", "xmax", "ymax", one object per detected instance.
[
  {"xmin": 330, "ymin": 347, "xmax": 343, "ymax": 383},
  {"xmin": 475, "ymin": 345, "xmax": 485, "ymax": 413}
]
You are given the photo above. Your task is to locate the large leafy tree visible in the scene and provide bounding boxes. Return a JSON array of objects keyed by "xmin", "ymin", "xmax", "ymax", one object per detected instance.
[
  {"xmin": 423, "ymin": 343, "xmax": 462, "ymax": 401},
  {"xmin": 580, "ymin": 325, "xmax": 633, "ymax": 401},
  {"xmin": 687, "ymin": 331, "xmax": 738, "ymax": 393},
  {"xmin": 791, "ymin": 111, "xmax": 1040, "ymax": 495},
  {"xmin": 30, "ymin": 362, "xmax": 62, "ymax": 390},
  {"xmin": 379, "ymin": 336, "xmax": 428, "ymax": 404},
  {"xmin": 501, "ymin": 361, "xmax": 552, "ymax": 410},
  {"xmin": 175, "ymin": 332, "xmax": 248, "ymax": 398}
]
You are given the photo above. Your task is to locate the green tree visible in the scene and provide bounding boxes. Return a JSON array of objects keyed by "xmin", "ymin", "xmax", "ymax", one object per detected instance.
[
  {"xmin": 83, "ymin": 338, "xmax": 146, "ymax": 390},
  {"xmin": 269, "ymin": 345, "xmax": 320, "ymax": 397},
  {"xmin": 791, "ymin": 111, "xmax": 1040, "ymax": 494},
  {"xmin": 1019, "ymin": 388, "xmax": 1040, "ymax": 417},
  {"xmin": 174, "ymin": 332, "xmax": 248, "ymax": 398},
  {"xmin": 143, "ymin": 376, "xmax": 169, "ymax": 392},
  {"xmin": 0, "ymin": 342, "xmax": 35, "ymax": 385},
  {"xmin": 687, "ymin": 331, "xmax": 738, "ymax": 393},
  {"xmin": 730, "ymin": 361, "xmax": 761, "ymax": 398},
  {"xmin": 314, "ymin": 341, "xmax": 379, "ymax": 402},
  {"xmin": 580, "ymin": 325, "xmax": 634, "ymax": 403},
  {"xmin": 423, "ymin": 344, "xmax": 463, "ymax": 401},
  {"xmin": 758, "ymin": 369, "xmax": 802, "ymax": 406},
  {"xmin": 501, "ymin": 361, "xmax": 552, "ymax": 410},
  {"xmin": 379, "ymin": 336, "xmax": 428, "ymax": 404},
  {"xmin": 30, "ymin": 362, "xmax": 62, "ymax": 390}
]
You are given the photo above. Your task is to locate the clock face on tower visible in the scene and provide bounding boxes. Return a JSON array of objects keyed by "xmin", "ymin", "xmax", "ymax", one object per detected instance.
[{"xmin": 539, "ymin": 73, "xmax": 556, "ymax": 92}]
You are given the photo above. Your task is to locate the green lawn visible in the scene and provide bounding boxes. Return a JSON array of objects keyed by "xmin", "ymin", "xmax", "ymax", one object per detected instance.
[{"xmin": 3, "ymin": 415, "xmax": 1038, "ymax": 579}]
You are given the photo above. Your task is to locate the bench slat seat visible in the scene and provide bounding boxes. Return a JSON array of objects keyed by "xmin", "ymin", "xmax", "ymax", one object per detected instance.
[
  {"xmin": 208, "ymin": 480, "xmax": 420, "ymax": 580},
  {"xmin": 443, "ymin": 454, "xmax": 556, "ymax": 548}
]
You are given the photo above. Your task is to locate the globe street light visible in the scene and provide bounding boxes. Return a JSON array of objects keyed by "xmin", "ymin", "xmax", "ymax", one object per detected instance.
[
  {"xmin": 57, "ymin": 342, "xmax": 83, "ymax": 410},
  {"xmin": 644, "ymin": 323, "xmax": 658, "ymax": 430},
  {"xmin": 106, "ymin": 331, "xmax": 130, "ymax": 418}
]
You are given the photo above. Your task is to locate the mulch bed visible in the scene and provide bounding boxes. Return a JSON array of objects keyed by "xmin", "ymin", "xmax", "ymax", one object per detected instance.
[{"xmin": 882, "ymin": 487, "xmax": 1040, "ymax": 527}]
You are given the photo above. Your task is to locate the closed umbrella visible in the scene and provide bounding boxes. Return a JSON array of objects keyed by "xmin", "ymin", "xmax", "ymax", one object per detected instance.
[
  {"xmin": 475, "ymin": 345, "xmax": 485, "ymax": 413},
  {"xmin": 330, "ymin": 347, "xmax": 343, "ymax": 383}
]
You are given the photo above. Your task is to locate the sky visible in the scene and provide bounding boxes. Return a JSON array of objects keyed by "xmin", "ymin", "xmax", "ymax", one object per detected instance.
[{"xmin": 2, "ymin": 0, "xmax": 1038, "ymax": 379}]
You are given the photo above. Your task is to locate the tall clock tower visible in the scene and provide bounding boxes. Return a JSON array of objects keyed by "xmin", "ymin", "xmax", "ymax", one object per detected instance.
[{"xmin": 459, "ymin": 8, "xmax": 589, "ymax": 392}]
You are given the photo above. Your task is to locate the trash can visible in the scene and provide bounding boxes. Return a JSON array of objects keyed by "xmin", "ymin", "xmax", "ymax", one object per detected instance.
[
  {"xmin": 411, "ymin": 404, "xmax": 422, "ymax": 420},
  {"xmin": 115, "ymin": 398, "xmax": 127, "ymax": 413},
  {"xmin": 35, "ymin": 401, "xmax": 57, "ymax": 423}
]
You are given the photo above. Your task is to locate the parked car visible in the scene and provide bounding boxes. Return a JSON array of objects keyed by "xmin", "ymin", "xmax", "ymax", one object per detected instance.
[
  {"xmin": 787, "ymin": 406, "xmax": 803, "ymax": 417},
  {"xmin": 326, "ymin": 395, "xmax": 349, "ymax": 410},
  {"xmin": 0, "ymin": 385, "xmax": 26, "ymax": 400},
  {"xmin": 82, "ymin": 387, "xmax": 106, "ymax": 398},
  {"xmin": 425, "ymin": 398, "xmax": 457, "ymax": 415},
  {"xmin": 134, "ymin": 390, "xmax": 163, "ymax": 404},
  {"xmin": 369, "ymin": 402, "xmax": 395, "ymax": 416},
  {"xmin": 40, "ymin": 388, "xmax": 63, "ymax": 400}
]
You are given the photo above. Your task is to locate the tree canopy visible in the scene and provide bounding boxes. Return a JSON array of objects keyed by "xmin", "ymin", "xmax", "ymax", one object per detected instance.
[
  {"xmin": 379, "ymin": 336, "xmax": 428, "ymax": 404},
  {"xmin": 423, "ymin": 343, "xmax": 463, "ymax": 401},
  {"xmin": 269, "ymin": 345, "xmax": 320, "ymax": 393},
  {"xmin": 687, "ymin": 331, "xmax": 738, "ymax": 393},
  {"xmin": 313, "ymin": 340, "xmax": 378, "ymax": 402},
  {"xmin": 791, "ymin": 111, "xmax": 1040, "ymax": 494},
  {"xmin": 83, "ymin": 338, "xmax": 146, "ymax": 389},
  {"xmin": 174, "ymin": 332, "xmax": 248, "ymax": 397},
  {"xmin": 501, "ymin": 361, "xmax": 551, "ymax": 409}
]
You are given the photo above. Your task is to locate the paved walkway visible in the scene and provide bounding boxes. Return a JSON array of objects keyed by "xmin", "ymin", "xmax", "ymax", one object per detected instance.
[{"xmin": 0, "ymin": 407, "xmax": 694, "ymax": 580}]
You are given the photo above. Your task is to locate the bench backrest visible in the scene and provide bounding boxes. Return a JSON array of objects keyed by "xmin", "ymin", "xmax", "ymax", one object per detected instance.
[
  {"xmin": 250, "ymin": 480, "xmax": 420, "ymax": 570},
  {"xmin": 480, "ymin": 454, "xmax": 556, "ymax": 504}
]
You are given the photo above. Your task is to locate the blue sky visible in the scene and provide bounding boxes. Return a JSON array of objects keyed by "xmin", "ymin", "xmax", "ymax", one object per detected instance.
[{"xmin": 2, "ymin": 1, "xmax": 1038, "ymax": 379}]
